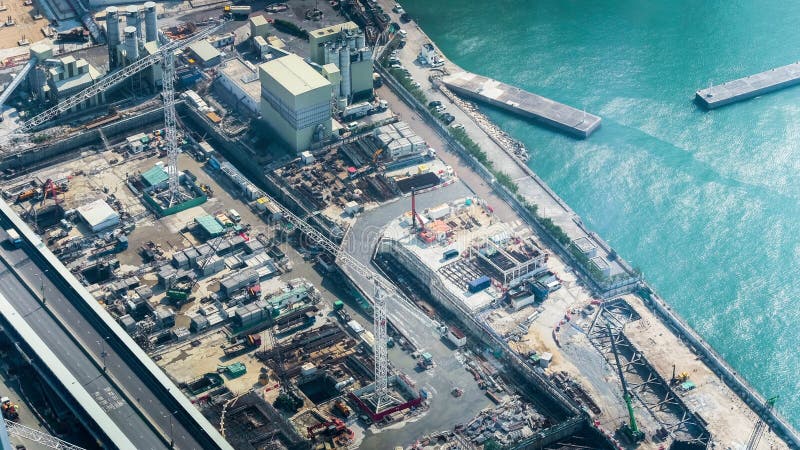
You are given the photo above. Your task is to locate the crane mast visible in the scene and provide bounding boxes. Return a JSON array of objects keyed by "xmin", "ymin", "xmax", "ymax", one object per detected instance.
[{"xmin": 161, "ymin": 46, "xmax": 181, "ymax": 205}]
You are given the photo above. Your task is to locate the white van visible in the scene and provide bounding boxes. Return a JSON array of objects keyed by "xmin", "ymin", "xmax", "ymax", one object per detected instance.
[{"xmin": 228, "ymin": 209, "xmax": 241, "ymax": 223}]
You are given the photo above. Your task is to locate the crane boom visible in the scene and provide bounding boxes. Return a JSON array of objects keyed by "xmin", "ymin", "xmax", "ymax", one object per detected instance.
[
  {"xmin": 18, "ymin": 21, "xmax": 224, "ymax": 133},
  {"xmin": 606, "ymin": 323, "xmax": 644, "ymax": 442}
]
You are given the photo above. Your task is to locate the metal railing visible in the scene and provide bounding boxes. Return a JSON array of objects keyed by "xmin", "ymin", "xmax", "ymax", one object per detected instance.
[{"xmin": 4, "ymin": 420, "xmax": 85, "ymax": 450}]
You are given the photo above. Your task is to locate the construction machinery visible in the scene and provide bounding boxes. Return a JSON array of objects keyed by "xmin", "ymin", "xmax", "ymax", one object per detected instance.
[
  {"xmin": 745, "ymin": 396, "xmax": 778, "ymax": 450},
  {"xmin": 372, "ymin": 148, "xmax": 383, "ymax": 165},
  {"xmin": 606, "ymin": 323, "xmax": 645, "ymax": 444},
  {"xmin": 670, "ymin": 364, "xmax": 689, "ymax": 385},
  {"xmin": 222, "ymin": 334, "xmax": 261, "ymax": 357},
  {"xmin": 306, "ymin": 418, "xmax": 350, "ymax": 440},
  {"xmin": 410, "ymin": 188, "xmax": 424, "ymax": 232},
  {"xmin": 1, "ymin": 396, "xmax": 19, "ymax": 420}
]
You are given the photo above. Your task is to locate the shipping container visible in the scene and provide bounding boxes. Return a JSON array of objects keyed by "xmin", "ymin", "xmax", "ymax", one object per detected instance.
[
  {"xmin": 442, "ymin": 249, "xmax": 459, "ymax": 260},
  {"xmin": 467, "ymin": 275, "xmax": 491, "ymax": 293}
]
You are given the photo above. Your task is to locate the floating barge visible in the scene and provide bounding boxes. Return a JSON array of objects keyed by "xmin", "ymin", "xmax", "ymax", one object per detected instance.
[
  {"xmin": 695, "ymin": 61, "xmax": 800, "ymax": 109},
  {"xmin": 441, "ymin": 71, "xmax": 601, "ymax": 138}
]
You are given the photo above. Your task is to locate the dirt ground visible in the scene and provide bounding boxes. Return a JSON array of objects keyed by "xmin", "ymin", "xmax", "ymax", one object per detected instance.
[
  {"xmin": 0, "ymin": 0, "xmax": 50, "ymax": 50},
  {"xmin": 624, "ymin": 296, "xmax": 787, "ymax": 450}
]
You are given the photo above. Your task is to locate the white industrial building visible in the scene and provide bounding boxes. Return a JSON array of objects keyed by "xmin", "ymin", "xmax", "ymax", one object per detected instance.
[
  {"xmin": 379, "ymin": 197, "xmax": 548, "ymax": 313},
  {"xmin": 45, "ymin": 56, "xmax": 104, "ymax": 112},
  {"xmin": 77, "ymin": 199, "xmax": 120, "ymax": 232},
  {"xmin": 217, "ymin": 58, "xmax": 261, "ymax": 116},
  {"xmin": 259, "ymin": 54, "xmax": 332, "ymax": 152}
]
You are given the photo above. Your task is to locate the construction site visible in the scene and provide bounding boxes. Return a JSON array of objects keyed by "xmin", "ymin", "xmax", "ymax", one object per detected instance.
[
  {"xmin": 372, "ymin": 194, "xmax": 794, "ymax": 450},
  {"xmin": 0, "ymin": 0, "xmax": 794, "ymax": 449}
]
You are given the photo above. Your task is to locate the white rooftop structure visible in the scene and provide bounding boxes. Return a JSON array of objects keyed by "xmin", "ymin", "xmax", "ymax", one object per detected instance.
[
  {"xmin": 381, "ymin": 197, "xmax": 539, "ymax": 312},
  {"xmin": 77, "ymin": 199, "xmax": 120, "ymax": 232}
]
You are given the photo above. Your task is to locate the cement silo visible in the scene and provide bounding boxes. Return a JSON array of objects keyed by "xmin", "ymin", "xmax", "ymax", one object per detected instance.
[
  {"xmin": 126, "ymin": 5, "xmax": 142, "ymax": 44},
  {"xmin": 106, "ymin": 6, "xmax": 121, "ymax": 68},
  {"xmin": 144, "ymin": 1, "xmax": 157, "ymax": 43},
  {"xmin": 356, "ymin": 31, "xmax": 365, "ymax": 50},
  {"xmin": 338, "ymin": 44, "xmax": 351, "ymax": 100},
  {"xmin": 123, "ymin": 26, "xmax": 139, "ymax": 63}
]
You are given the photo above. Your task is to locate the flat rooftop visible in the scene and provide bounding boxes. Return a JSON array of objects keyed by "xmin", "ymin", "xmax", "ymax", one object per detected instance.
[
  {"xmin": 309, "ymin": 21, "xmax": 359, "ymax": 39},
  {"xmin": 442, "ymin": 71, "xmax": 601, "ymax": 138},
  {"xmin": 219, "ymin": 57, "xmax": 261, "ymax": 101},
  {"xmin": 259, "ymin": 53, "xmax": 330, "ymax": 96},
  {"xmin": 383, "ymin": 198, "xmax": 536, "ymax": 312}
]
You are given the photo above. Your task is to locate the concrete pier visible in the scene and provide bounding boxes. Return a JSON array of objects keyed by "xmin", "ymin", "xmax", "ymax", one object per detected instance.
[
  {"xmin": 695, "ymin": 61, "xmax": 800, "ymax": 108},
  {"xmin": 441, "ymin": 71, "xmax": 602, "ymax": 138}
]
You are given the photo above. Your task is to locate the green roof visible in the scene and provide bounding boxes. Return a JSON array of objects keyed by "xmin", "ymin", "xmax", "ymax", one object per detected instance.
[
  {"xmin": 268, "ymin": 285, "xmax": 309, "ymax": 308},
  {"xmin": 142, "ymin": 165, "xmax": 168, "ymax": 187},
  {"xmin": 195, "ymin": 214, "xmax": 225, "ymax": 236}
]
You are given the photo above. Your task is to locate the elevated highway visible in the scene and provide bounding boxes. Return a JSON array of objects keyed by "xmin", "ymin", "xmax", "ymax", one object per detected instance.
[{"xmin": 0, "ymin": 199, "xmax": 232, "ymax": 450}]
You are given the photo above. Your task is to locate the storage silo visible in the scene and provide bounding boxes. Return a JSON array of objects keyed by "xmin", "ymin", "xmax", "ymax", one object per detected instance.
[
  {"xmin": 144, "ymin": 1, "xmax": 157, "ymax": 43},
  {"xmin": 106, "ymin": 7, "xmax": 121, "ymax": 68},
  {"xmin": 339, "ymin": 44, "xmax": 351, "ymax": 100},
  {"xmin": 356, "ymin": 31, "xmax": 365, "ymax": 50},
  {"xmin": 123, "ymin": 26, "xmax": 139, "ymax": 62},
  {"xmin": 125, "ymin": 5, "xmax": 142, "ymax": 44}
]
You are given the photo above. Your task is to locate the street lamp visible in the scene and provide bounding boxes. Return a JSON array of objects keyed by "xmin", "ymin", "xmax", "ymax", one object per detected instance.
[
  {"xmin": 38, "ymin": 269, "xmax": 48, "ymax": 305},
  {"xmin": 97, "ymin": 337, "xmax": 108, "ymax": 372},
  {"xmin": 164, "ymin": 408, "xmax": 178, "ymax": 448}
]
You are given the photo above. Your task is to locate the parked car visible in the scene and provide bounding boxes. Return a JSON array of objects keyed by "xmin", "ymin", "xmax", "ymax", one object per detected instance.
[{"xmin": 428, "ymin": 100, "xmax": 442, "ymax": 108}]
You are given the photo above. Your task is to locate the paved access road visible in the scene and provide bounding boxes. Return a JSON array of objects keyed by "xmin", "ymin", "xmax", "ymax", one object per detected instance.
[{"xmin": 0, "ymin": 239, "xmax": 201, "ymax": 449}]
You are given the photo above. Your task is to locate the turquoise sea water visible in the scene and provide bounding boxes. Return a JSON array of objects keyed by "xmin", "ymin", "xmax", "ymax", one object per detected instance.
[{"xmin": 401, "ymin": 0, "xmax": 800, "ymax": 427}]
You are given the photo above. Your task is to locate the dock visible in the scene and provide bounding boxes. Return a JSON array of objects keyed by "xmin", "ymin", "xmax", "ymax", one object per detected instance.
[
  {"xmin": 441, "ymin": 71, "xmax": 601, "ymax": 138},
  {"xmin": 695, "ymin": 61, "xmax": 800, "ymax": 108}
]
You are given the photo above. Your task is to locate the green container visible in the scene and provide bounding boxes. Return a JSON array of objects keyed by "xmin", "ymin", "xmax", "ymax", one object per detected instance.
[{"xmin": 226, "ymin": 362, "xmax": 247, "ymax": 378}]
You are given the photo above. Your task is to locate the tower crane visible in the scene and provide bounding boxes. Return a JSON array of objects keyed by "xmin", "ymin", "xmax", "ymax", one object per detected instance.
[
  {"xmin": 606, "ymin": 323, "xmax": 645, "ymax": 444},
  {"xmin": 745, "ymin": 396, "xmax": 778, "ymax": 450}
]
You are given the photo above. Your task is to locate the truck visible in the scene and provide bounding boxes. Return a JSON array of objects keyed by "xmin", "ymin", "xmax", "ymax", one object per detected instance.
[
  {"xmin": 5, "ymin": 228, "xmax": 21, "ymax": 247},
  {"xmin": 342, "ymin": 102, "xmax": 372, "ymax": 120},
  {"xmin": 224, "ymin": 5, "xmax": 251, "ymax": 19},
  {"xmin": 228, "ymin": 209, "xmax": 241, "ymax": 223}
]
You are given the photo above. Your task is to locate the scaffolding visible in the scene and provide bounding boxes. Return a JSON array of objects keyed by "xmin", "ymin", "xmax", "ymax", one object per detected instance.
[{"xmin": 469, "ymin": 236, "xmax": 546, "ymax": 285}]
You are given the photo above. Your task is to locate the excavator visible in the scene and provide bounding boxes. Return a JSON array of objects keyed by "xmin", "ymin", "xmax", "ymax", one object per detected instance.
[
  {"xmin": 607, "ymin": 323, "xmax": 645, "ymax": 444},
  {"xmin": 372, "ymin": 148, "xmax": 383, "ymax": 165},
  {"xmin": 306, "ymin": 417, "xmax": 354, "ymax": 444}
]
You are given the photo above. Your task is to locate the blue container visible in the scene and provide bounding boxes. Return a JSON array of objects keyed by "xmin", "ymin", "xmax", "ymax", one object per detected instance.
[{"xmin": 467, "ymin": 275, "xmax": 491, "ymax": 293}]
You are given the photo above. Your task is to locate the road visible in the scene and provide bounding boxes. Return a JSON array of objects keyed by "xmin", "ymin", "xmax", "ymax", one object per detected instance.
[{"xmin": 0, "ymin": 238, "xmax": 202, "ymax": 449}]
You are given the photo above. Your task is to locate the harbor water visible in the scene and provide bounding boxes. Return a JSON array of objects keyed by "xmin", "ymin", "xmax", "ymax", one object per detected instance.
[{"xmin": 401, "ymin": 0, "xmax": 800, "ymax": 427}]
